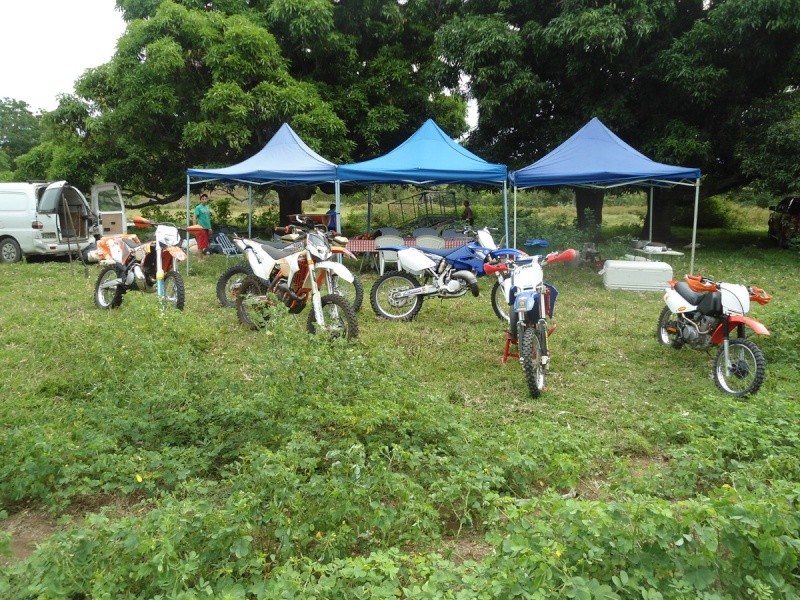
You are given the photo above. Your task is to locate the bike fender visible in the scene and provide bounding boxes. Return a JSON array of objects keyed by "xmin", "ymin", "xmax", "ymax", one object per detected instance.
[
  {"xmin": 513, "ymin": 290, "xmax": 538, "ymax": 313},
  {"xmin": 489, "ymin": 248, "xmax": 524, "ymax": 259},
  {"xmin": 167, "ymin": 247, "xmax": 187, "ymax": 261},
  {"xmin": 317, "ymin": 260, "xmax": 354, "ymax": 282},
  {"xmin": 710, "ymin": 315, "xmax": 770, "ymax": 344}
]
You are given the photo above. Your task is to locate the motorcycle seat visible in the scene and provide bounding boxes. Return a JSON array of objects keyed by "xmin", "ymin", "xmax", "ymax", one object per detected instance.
[
  {"xmin": 675, "ymin": 281, "xmax": 722, "ymax": 314},
  {"xmin": 415, "ymin": 246, "xmax": 451, "ymax": 257},
  {"xmin": 259, "ymin": 244, "xmax": 299, "ymax": 259}
]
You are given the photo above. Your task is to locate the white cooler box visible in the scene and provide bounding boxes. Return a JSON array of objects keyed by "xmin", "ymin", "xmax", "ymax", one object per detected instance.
[{"xmin": 602, "ymin": 259, "xmax": 673, "ymax": 292}]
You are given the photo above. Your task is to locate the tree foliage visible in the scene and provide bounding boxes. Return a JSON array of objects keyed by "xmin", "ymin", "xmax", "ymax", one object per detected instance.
[
  {"xmin": 0, "ymin": 98, "xmax": 41, "ymax": 179},
  {"xmin": 9, "ymin": 0, "xmax": 800, "ymax": 222},
  {"xmin": 437, "ymin": 0, "xmax": 800, "ymax": 199}
]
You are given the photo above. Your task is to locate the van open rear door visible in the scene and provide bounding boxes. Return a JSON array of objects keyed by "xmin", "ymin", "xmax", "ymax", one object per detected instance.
[
  {"xmin": 91, "ymin": 183, "xmax": 127, "ymax": 235},
  {"xmin": 39, "ymin": 181, "xmax": 93, "ymax": 244}
]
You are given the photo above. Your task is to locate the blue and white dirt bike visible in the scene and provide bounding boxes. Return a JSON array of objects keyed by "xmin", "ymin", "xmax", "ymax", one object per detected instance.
[
  {"xmin": 485, "ymin": 248, "xmax": 576, "ymax": 397},
  {"xmin": 369, "ymin": 226, "xmax": 523, "ymax": 321}
]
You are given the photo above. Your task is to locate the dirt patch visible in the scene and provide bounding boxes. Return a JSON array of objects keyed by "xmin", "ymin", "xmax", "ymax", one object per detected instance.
[
  {"xmin": 0, "ymin": 508, "xmax": 59, "ymax": 566},
  {"xmin": 1, "ymin": 494, "xmax": 144, "ymax": 565},
  {"xmin": 440, "ymin": 532, "xmax": 495, "ymax": 565}
]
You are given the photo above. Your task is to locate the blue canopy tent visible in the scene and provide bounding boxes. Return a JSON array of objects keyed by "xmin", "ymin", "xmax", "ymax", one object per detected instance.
[
  {"xmin": 185, "ymin": 122, "xmax": 339, "ymax": 269},
  {"xmin": 337, "ymin": 119, "xmax": 510, "ymax": 242},
  {"xmin": 509, "ymin": 117, "xmax": 702, "ymax": 272}
]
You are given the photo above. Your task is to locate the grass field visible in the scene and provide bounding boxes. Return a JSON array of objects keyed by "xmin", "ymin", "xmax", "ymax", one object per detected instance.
[{"xmin": 1, "ymin": 202, "xmax": 799, "ymax": 597}]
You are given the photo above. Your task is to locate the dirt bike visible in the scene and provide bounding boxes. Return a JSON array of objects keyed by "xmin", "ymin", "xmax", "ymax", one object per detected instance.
[
  {"xmin": 234, "ymin": 220, "xmax": 359, "ymax": 339},
  {"xmin": 657, "ymin": 274, "xmax": 773, "ymax": 397},
  {"xmin": 94, "ymin": 216, "xmax": 193, "ymax": 310},
  {"xmin": 485, "ymin": 249, "xmax": 577, "ymax": 397},
  {"xmin": 216, "ymin": 233, "xmax": 363, "ymax": 312},
  {"xmin": 369, "ymin": 226, "xmax": 523, "ymax": 321}
]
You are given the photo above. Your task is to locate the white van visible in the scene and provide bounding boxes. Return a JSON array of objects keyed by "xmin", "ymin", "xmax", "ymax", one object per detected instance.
[{"xmin": 0, "ymin": 181, "xmax": 126, "ymax": 263}]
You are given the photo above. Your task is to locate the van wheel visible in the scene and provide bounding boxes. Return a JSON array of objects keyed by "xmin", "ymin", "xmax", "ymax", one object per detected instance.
[{"xmin": 0, "ymin": 238, "xmax": 22, "ymax": 263}]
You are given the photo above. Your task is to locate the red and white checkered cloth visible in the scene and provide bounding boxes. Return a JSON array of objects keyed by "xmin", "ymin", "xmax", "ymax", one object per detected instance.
[{"xmin": 345, "ymin": 237, "xmax": 470, "ymax": 254}]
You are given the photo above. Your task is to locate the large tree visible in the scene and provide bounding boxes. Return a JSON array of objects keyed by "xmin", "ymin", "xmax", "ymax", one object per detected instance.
[
  {"xmin": 19, "ymin": 0, "xmax": 466, "ymax": 220},
  {"xmin": 436, "ymin": 0, "xmax": 800, "ymax": 239},
  {"xmin": 0, "ymin": 98, "xmax": 41, "ymax": 179}
]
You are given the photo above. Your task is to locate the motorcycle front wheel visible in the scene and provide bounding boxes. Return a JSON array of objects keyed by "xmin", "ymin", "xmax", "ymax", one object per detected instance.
[
  {"xmin": 163, "ymin": 271, "xmax": 185, "ymax": 310},
  {"xmin": 331, "ymin": 272, "xmax": 364, "ymax": 313},
  {"xmin": 656, "ymin": 306, "xmax": 683, "ymax": 348},
  {"xmin": 520, "ymin": 326, "xmax": 545, "ymax": 398},
  {"xmin": 236, "ymin": 275, "xmax": 274, "ymax": 330},
  {"xmin": 491, "ymin": 279, "xmax": 510, "ymax": 322},
  {"xmin": 95, "ymin": 265, "xmax": 124, "ymax": 309},
  {"xmin": 370, "ymin": 271, "xmax": 423, "ymax": 321},
  {"xmin": 713, "ymin": 338, "xmax": 767, "ymax": 397},
  {"xmin": 216, "ymin": 263, "xmax": 252, "ymax": 308},
  {"xmin": 306, "ymin": 294, "xmax": 359, "ymax": 340}
]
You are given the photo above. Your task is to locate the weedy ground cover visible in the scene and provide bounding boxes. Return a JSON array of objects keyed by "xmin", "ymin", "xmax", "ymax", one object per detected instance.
[{"xmin": 1, "ymin": 201, "xmax": 799, "ymax": 598}]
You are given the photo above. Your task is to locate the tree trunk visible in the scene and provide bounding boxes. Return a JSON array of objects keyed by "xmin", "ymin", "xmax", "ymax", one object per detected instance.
[
  {"xmin": 574, "ymin": 188, "xmax": 604, "ymax": 239},
  {"xmin": 277, "ymin": 185, "xmax": 315, "ymax": 225},
  {"xmin": 640, "ymin": 187, "xmax": 689, "ymax": 242}
]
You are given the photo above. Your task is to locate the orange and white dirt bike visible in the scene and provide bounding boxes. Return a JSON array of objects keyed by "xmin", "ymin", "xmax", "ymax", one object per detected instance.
[
  {"xmin": 234, "ymin": 219, "xmax": 360, "ymax": 339},
  {"xmin": 93, "ymin": 216, "xmax": 196, "ymax": 310},
  {"xmin": 657, "ymin": 274, "xmax": 773, "ymax": 397}
]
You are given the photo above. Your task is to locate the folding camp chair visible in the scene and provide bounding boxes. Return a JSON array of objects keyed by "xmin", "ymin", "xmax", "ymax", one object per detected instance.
[{"xmin": 214, "ymin": 232, "xmax": 241, "ymax": 259}]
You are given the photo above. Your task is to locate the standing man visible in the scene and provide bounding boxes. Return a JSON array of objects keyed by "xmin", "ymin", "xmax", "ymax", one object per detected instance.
[
  {"xmin": 193, "ymin": 193, "xmax": 213, "ymax": 258},
  {"xmin": 462, "ymin": 200, "xmax": 475, "ymax": 227},
  {"xmin": 325, "ymin": 203, "xmax": 338, "ymax": 231}
]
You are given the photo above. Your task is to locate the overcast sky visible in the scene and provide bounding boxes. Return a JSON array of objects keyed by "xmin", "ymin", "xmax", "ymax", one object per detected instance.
[{"xmin": 0, "ymin": 0, "xmax": 127, "ymax": 112}]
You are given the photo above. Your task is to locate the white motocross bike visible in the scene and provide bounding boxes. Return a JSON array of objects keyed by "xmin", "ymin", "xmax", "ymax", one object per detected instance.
[
  {"xmin": 234, "ymin": 221, "xmax": 359, "ymax": 339},
  {"xmin": 485, "ymin": 249, "xmax": 576, "ymax": 397}
]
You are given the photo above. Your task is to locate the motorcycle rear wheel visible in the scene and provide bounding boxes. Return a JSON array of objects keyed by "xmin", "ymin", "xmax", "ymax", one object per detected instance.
[
  {"xmin": 95, "ymin": 265, "xmax": 124, "ymax": 309},
  {"xmin": 216, "ymin": 263, "xmax": 252, "ymax": 308},
  {"xmin": 163, "ymin": 271, "xmax": 185, "ymax": 310},
  {"xmin": 370, "ymin": 271, "xmax": 423, "ymax": 321},
  {"xmin": 520, "ymin": 326, "xmax": 545, "ymax": 398},
  {"xmin": 713, "ymin": 338, "xmax": 766, "ymax": 397},
  {"xmin": 331, "ymin": 272, "xmax": 364, "ymax": 312},
  {"xmin": 236, "ymin": 275, "xmax": 274, "ymax": 330},
  {"xmin": 656, "ymin": 306, "xmax": 683, "ymax": 348},
  {"xmin": 306, "ymin": 294, "xmax": 359, "ymax": 340},
  {"xmin": 491, "ymin": 279, "xmax": 510, "ymax": 322}
]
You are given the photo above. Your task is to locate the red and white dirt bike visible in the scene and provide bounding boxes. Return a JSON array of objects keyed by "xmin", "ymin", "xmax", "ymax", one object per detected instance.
[
  {"xmin": 234, "ymin": 219, "xmax": 360, "ymax": 339},
  {"xmin": 93, "ymin": 216, "xmax": 193, "ymax": 310},
  {"xmin": 657, "ymin": 274, "xmax": 773, "ymax": 397}
]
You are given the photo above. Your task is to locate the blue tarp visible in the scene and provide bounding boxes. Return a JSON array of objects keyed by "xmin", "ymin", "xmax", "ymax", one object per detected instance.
[
  {"xmin": 509, "ymin": 117, "xmax": 700, "ymax": 188},
  {"xmin": 187, "ymin": 122, "xmax": 337, "ymax": 185},
  {"xmin": 337, "ymin": 119, "xmax": 507, "ymax": 185}
]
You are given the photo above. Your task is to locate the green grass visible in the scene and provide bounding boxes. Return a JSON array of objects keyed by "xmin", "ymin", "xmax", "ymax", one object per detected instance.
[{"xmin": 1, "ymin": 214, "xmax": 799, "ymax": 598}]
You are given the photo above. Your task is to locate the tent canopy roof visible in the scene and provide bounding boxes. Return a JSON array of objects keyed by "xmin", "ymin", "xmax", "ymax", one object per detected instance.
[
  {"xmin": 337, "ymin": 119, "xmax": 507, "ymax": 185},
  {"xmin": 187, "ymin": 122, "xmax": 337, "ymax": 185},
  {"xmin": 509, "ymin": 117, "xmax": 700, "ymax": 189}
]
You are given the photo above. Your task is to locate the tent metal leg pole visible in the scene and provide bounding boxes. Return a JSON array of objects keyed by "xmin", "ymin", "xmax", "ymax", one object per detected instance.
[
  {"xmin": 367, "ymin": 186, "xmax": 373, "ymax": 232},
  {"xmin": 503, "ymin": 180, "xmax": 509, "ymax": 249},
  {"xmin": 248, "ymin": 186, "xmax": 252, "ymax": 238},
  {"xmin": 689, "ymin": 179, "xmax": 700, "ymax": 274},
  {"xmin": 513, "ymin": 186, "xmax": 518, "ymax": 249},
  {"xmin": 186, "ymin": 176, "xmax": 191, "ymax": 275},
  {"xmin": 649, "ymin": 187, "xmax": 654, "ymax": 241},
  {"xmin": 335, "ymin": 180, "xmax": 341, "ymax": 233}
]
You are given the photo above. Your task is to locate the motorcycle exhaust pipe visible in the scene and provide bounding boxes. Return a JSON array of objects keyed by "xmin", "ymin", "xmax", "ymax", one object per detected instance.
[
  {"xmin": 275, "ymin": 281, "xmax": 303, "ymax": 303},
  {"xmin": 452, "ymin": 270, "xmax": 480, "ymax": 297}
]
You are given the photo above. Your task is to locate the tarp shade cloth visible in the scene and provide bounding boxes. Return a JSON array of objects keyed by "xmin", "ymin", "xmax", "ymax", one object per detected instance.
[
  {"xmin": 187, "ymin": 122, "xmax": 337, "ymax": 185},
  {"xmin": 509, "ymin": 117, "xmax": 700, "ymax": 188},
  {"xmin": 337, "ymin": 119, "xmax": 507, "ymax": 184}
]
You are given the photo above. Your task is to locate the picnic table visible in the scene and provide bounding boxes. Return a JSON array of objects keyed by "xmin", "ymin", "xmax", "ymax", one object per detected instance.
[{"xmin": 345, "ymin": 236, "xmax": 470, "ymax": 254}]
